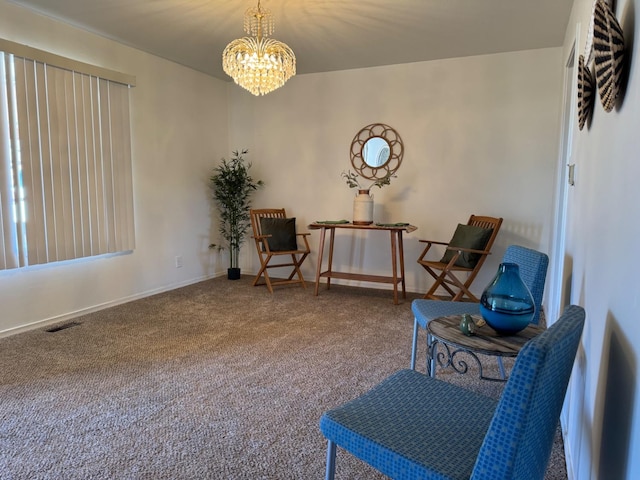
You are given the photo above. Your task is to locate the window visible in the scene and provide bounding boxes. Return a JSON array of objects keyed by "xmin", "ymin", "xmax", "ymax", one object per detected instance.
[{"xmin": 0, "ymin": 42, "xmax": 135, "ymax": 270}]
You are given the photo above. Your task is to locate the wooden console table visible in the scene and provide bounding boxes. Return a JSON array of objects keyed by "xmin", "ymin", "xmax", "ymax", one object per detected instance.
[{"xmin": 308, "ymin": 222, "xmax": 417, "ymax": 304}]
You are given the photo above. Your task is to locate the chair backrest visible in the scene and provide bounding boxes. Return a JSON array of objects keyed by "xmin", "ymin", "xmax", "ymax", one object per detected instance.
[
  {"xmin": 470, "ymin": 305, "xmax": 585, "ymax": 480},
  {"xmin": 503, "ymin": 245, "xmax": 549, "ymax": 325},
  {"xmin": 468, "ymin": 215, "xmax": 503, "ymax": 233}
]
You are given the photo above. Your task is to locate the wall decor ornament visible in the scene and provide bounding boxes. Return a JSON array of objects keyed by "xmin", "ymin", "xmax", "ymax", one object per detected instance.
[
  {"xmin": 577, "ymin": 54, "xmax": 595, "ymax": 130},
  {"xmin": 584, "ymin": 0, "xmax": 599, "ymax": 65},
  {"xmin": 593, "ymin": 0, "xmax": 625, "ymax": 112},
  {"xmin": 350, "ymin": 123, "xmax": 404, "ymax": 182}
]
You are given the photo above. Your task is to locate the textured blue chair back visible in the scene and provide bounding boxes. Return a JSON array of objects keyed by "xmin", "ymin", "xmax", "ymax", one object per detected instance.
[
  {"xmin": 470, "ymin": 305, "xmax": 585, "ymax": 480},
  {"xmin": 503, "ymin": 245, "xmax": 549, "ymax": 325}
]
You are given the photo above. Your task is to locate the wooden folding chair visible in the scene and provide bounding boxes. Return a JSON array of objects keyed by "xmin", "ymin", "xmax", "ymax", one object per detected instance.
[
  {"xmin": 250, "ymin": 208, "xmax": 311, "ymax": 293},
  {"xmin": 417, "ymin": 215, "xmax": 503, "ymax": 301}
]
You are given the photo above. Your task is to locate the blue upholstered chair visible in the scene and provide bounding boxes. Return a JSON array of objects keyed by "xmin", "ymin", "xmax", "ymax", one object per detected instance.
[
  {"xmin": 410, "ymin": 245, "xmax": 549, "ymax": 376},
  {"xmin": 319, "ymin": 305, "xmax": 585, "ymax": 480}
]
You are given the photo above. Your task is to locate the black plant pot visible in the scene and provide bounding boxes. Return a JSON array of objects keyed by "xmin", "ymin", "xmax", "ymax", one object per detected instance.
[{"xmin": 227, "ymin": 267, "xmax": 241, "ymax": 280}]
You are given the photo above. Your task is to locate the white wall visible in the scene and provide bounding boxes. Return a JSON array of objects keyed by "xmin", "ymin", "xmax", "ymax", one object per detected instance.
[
  {"xmin": 559, "ymin": 1, "xmax": 640, "ymax": 478},
  {"xmin": 228, "ymin": 48, "xmax": 564, "ymax": 295},
  {"xmin": 0, "ymin": 1, "xmax": 230, "ymax": 335}
]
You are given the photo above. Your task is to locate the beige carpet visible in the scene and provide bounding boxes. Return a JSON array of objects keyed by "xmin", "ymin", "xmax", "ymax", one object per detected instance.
[{"xmin": 0, "ymin": 276, "xmax": 567, "ymax": 479}]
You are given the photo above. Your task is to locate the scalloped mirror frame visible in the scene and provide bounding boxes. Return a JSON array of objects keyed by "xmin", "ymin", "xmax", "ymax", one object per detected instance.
[{"xmin": 350, "ymin": 123, "xmax": 404, "ymax": 181}]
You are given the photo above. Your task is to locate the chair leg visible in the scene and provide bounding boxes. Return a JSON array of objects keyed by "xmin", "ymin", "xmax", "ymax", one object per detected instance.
[
  {"xmin": 290, "ymin": 253, "xmax": 308, "ymax": 288},
  {"xmin": 286, "ymin": 253, "xmax": 298, "ymax": 281},
  {"xmin": 445, "ymin": 271, "xmax": 479, "ymax": 302},
  {"xmin": 252, "ymin": 261, "xmax": 267, "ymax": 286},
  {"xmin": 423, "ymin": 268, "xmax": 457, "ymax": 299},
  {"xmin": 497, "ymin": 357, "xmax": 506, "ymax": 380},
  {"xmin": 261, "ymin": 268, "xmax": 274, "ymax": 293},
  {"xmin": 325, "ymin": 440, "xmax": 336, "ymax": 480},
  {"xmin": 253, "ymin": 256, "xmax": 274, "ymax": 293},
  {"xmin": 410, "ymin": 318, "xmax": 419, "ymax": 370}
]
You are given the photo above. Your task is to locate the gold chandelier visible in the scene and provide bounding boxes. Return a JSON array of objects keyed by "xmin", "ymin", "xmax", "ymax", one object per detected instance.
[{"xmin": 222, "ymin": 0, "xmax": 296, "ymax": 96}]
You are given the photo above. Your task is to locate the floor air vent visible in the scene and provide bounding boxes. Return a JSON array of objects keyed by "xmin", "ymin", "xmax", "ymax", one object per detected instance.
[{"xmin": 46, "ymin": 321, "xmax": 81, "ymax": 333}]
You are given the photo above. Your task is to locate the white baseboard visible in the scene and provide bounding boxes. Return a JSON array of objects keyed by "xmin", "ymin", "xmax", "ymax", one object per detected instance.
[{"xmin": 0, "ymin": 273, "xmax": 223, "ymax": 338}]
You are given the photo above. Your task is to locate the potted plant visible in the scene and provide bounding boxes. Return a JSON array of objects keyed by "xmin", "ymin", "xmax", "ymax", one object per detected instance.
[
  {"xmin": 341, "ymin": 170, "xmax": 396, "ymax": 225},
  {"xmin": 209, "ymin": 149, "xmax": 263, "ymax": 280}
]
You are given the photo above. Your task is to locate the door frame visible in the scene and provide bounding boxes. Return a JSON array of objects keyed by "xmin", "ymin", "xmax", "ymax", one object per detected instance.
[{"xmin": 548, "ymin": 31, "xmax": 579, "ymax": 327}]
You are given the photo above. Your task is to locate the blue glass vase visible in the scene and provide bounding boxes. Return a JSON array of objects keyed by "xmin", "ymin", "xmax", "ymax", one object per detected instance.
[{"xmin": 480, "ymin": 262, "xmax": 535, "ymax": 335}]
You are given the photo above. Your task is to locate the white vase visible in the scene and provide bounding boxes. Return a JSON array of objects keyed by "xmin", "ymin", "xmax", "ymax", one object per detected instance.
[{"xmin": 353, "ymin": 189, "xmax": 374, "ymax": 225}]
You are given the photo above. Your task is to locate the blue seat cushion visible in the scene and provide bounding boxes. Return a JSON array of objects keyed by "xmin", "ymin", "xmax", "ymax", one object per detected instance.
[
  {"xmin": 320, "ymin": 369, "xmax": 498, "ymax": 480},
  {"xmin": 412, "ymin": 299, "xmax": 481, "ymax": 330}
]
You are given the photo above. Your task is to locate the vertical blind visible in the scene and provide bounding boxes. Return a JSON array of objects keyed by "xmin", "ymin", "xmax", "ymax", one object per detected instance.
[{"xmin": 0, "ymin": 52, "xmax": 135, "ymax": 270}]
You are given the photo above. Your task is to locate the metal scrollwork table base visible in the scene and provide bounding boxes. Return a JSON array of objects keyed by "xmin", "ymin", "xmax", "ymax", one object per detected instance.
[{"xmin": 426, "ymin": 314, "xmax": 544, "ymax": 382}]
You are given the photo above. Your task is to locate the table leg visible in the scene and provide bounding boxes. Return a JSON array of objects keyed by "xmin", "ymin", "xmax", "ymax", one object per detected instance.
[
  {"xmin": 326, "ymin": 228, "xmax": 336, "ymax": 290},
  {"xmin": 397, "ymin": 230, "xmax": 406, "ymax": 299},
  {"xmin": 427, "ymin": 333, "xmax": 437, "ymax": 378},
  {"xmin": 313, "ymin": 227, "xmax": 327, "ymax": 296},
  {"xmin": 390, "ymin": 231, "xmax": 398, "ymax": 305}
]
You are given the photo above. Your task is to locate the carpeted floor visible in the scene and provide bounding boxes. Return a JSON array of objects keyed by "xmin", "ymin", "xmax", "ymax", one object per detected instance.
[{"xmin": 0, "ymin": 276, "xmax": 567, "ymax": 479}]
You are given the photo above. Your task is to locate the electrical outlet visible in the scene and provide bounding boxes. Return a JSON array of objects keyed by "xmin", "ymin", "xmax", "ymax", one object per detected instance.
[{"xmin": 175, "ymin": 255, "xmax": 183, "ymax": 268}]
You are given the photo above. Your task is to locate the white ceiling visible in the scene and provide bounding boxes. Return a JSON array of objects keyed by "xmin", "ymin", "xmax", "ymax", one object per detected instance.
[{"xmin": 7, "ymin": 0, "xmax": 573, "ymax": 81}]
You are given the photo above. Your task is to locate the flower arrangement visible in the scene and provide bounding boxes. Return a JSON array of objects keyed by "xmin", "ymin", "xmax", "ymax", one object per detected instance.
[{"xmin": 341, "ymin": 170, "xmax": 396, "ymax": 191}]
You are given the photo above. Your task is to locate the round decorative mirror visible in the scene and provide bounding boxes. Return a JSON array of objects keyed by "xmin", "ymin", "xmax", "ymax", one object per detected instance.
[{"xmin": 350, "ymin": 123, "xmax": 404, "ymax": 180}]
